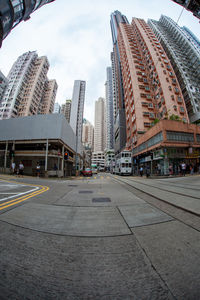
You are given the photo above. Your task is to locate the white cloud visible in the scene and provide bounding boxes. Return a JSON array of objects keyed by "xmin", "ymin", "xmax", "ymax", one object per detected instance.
[{"xmin": 0, "ymin": 0, "xmax": 199, "ymax": 125}]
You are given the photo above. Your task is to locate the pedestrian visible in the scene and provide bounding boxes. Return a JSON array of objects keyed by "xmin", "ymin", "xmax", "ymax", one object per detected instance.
[
  {"xmin": 146, "ymin": 166, "xmax": 150, "ymax": 178},
  {"xmin": 18, "ymin": 161, "xmax": 24, "ymax": 177},
  {"xmin": 139, "ymin": 166, "xmax": 143, "ymax": 177},
  {"xmin": 181, "ymin": 162, "xmax": 186, "ymax": 176},
  {"xmin": 190, "ymin": 164, "xmax": 194, "ymax": 175},
  {"xmin": 36, "ymin": 162, "xmax": 41, "ymax": 177},
  {"xmin": 11, "ymin": 161, "xmax": 16, "ymax": 175},
  {"xmin": 169, "ymin": 164, "xmax": 173, "ymax": 176}
]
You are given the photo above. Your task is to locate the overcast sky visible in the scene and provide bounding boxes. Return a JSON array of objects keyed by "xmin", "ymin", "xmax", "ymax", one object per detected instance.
[{"xmin": 0, "ymin": 0, "xmax": 199, "ymax": 124}]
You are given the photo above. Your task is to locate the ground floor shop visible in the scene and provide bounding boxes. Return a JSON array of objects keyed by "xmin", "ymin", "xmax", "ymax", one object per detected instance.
[{"xmin": 132, "ymin": 120, "xmax": 200, "ymax": 176}]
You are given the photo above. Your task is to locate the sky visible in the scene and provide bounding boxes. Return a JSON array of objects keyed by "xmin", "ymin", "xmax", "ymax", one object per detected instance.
[{"xmin": 0, "ymin": 0, "xmax": 200, "ymax": 125}]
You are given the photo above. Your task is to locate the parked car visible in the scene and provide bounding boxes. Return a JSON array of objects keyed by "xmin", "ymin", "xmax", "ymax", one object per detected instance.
[{"xmin": 82, "ymin": 168, "xmax": 93, "ymax": 176}]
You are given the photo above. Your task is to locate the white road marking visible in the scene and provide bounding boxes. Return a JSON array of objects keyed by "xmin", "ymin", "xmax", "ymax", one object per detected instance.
[{"xmin": 0, "ymin": 183, "xmax": 39, "ymax": 202}]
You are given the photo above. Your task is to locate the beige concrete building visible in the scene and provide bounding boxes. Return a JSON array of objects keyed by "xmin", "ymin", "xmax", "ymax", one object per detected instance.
[
  {"xmin": 117, "ymin": 18, "xmax": 189, "ymax": 150},
  {"xmin": 39, "ymin": 79, "xmax": 58, "ymax": 115},
  {"xmin": 61, "ymin": 99, "xmax": 71, "ymax": 122},
  {"xmin": 94, "ymin": 97, "xmax": 105, "ymax": 152},
  {"xmin": 82, "ymin": 119, "xmax": 94, "ymax": 150},
  {"xmin": 0, "ymin": 51, "xmax": 57, "ymax": 119}
]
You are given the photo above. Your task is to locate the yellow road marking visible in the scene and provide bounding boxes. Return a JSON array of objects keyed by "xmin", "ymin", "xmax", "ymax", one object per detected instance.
[{"xmin": 0, "ymin": 178, "xmax": 49, "ymax": 210}]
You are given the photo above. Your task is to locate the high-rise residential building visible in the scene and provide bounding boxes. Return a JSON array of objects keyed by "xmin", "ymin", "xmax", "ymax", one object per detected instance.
[
  {"xmin": 82, "ymin": 118, "xmax": 94, "ymax": 150},
  {"xmin": 94, "ymin": 97, "xmax": 105, "ymax": 152},
  {"xmin": 148, "ymin": 15, "xmax": 200, "ymax": 123},
  {"xmin": 182, "ymin": 26, "xmax": 200, "ymax": 48},
  {"xmin": 0, "ymin": 0, "xmax": 55, "ymax": 47},
  {"xmin": 65, "ymin": 99, "xmax": 72, "ymax": 123},
  {"xmin": 70, "ymin": 80, "xmax": 86, "ymax": 154},
  {"xmin": 0, "ymin": 51, "xmax": 57, "ymax": 119},
  {"xmin": 110, "ymin": 11, "xmax": 128, "ymax": 154},
  {"xmin": 114, "ymin": 14, "xmax": 189, "ymax": 150},
  {"xmin": 0, "ymin": 70, "xmax": 8, "ymax": 102},
  {"xmin": 172, "ymin": 0, "xmax": 200, "ymax": 20},
  {"xmin": 53, "ymin": 102, "xmax": 61, "ymax": 114},
  {"xmin": 105, "ymin": 66, "xmax": 114, "ymax": 150},
  {"xmin": 38, "ymin": 79, "xmax": 58, "ymax": 114},
  {"xmin": 60, "ymin": 99, "xmax": 71, "ymax": 122}
]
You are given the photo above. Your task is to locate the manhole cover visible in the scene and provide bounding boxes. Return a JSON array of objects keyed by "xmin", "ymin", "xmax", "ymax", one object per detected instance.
[
  {"xmin": 68, "ymin": 185, "xmax": 78, "ymax": 187},
  {"xmin": 92, "ymin": 198, "xmax": 111, "ymax": 202},
  {"xmin": 79, "ymin": 191, "xmax": 93, "ymax": 194}
]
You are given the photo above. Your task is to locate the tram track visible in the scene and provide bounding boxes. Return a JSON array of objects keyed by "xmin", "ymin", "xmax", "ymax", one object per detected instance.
[{"xmin": 111, "ymin": 175, "xmax": 200, "ymax": 232}]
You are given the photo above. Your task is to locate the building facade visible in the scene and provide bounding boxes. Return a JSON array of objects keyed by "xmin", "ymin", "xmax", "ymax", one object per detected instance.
[
  {"xmin": 60, "ymin": 99, "xmax": 71, "ymax": 122},
  {"xmin": 110, "ymin": 11, "xmax": 128, "ymax": 154},
  {"xmin": 94, "ymin": 97, "xmax": 105, "ymax": 153},
  {"xmin": 0, "ymin": 0, "xmax": 55, "ymax": 47},
  {"xmin": 70, "ymin": 80, "xmax": 86, "ymax": 156},
  {"xmin": 0, "ymin": 70, "xmax": 8, "ymax": 102},
  {"xmin": 115, "ymin": 16, "xmax": 189, "ymax": 152},
  {"xmin": 105, "ymin": 66, "xmax": 114, "ymax": 150},
  {"xmin": 39, "ymin": 79, "xmax": 58, "ymax": 115},
  {"xmin": 148, "ymin": 15, "xmax": 200, "ymax": 123},
  {"xmin": 82, "ymin": 118, "xmax": 94, "ymax": 150},
  {"xmin": 0, "ymin": 51, "xmax": 57, "ymax": 119}
]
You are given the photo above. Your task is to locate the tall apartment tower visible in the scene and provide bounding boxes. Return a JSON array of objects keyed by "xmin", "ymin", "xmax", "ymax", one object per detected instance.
[
  {"xmin": 148, "ymin": 15, "xmax": 200, "ymax": 123},
  {"xmin": 94, "ymin": 97, "xmax": 105, "ymax": 152},
  {"xmin": 0, "ymin": 70, "xmax": 8, "ymax": 102},
  {"xmin": 115, "ymin": 15, "xmax": 189, "ymax": 149},
  {"xmin": 70, "ymin": 80, "xmax": 86, "ymax": 153},
  {"xmin": 60, "ymin": 99, "xmax": 71, "ymax": 122},
  {"xmin": 0, "ymin": 51, "xmax": 57, "ymax": 119},
  {"xmin": 82, "ymin": 119, "xmax": 94, "ymax": 150},
  {"xmin": 39, "ymin": 79, "xmax": 58, "ymax": 115},
  {"xmin": 105, "ymin": 66, "xmax": 114, "ymax": 150},
  {"xmin": 0, "ymin": 0, "xmax": 55, "ymax": 47},
  {"xmin": 110, "ymin": 11, "xmax": 128, "ymax": 153}
]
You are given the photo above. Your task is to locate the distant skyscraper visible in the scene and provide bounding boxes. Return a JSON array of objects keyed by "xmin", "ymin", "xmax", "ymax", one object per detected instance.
[
  {"xmin": 0, "ymin": 0, "xmax": 55, "ymax": 47},
  {"xmin": 0, "ymin": 51, "xmax": 57, "ymax": 119},
  {"xmin": 0, "ymin": 70, "xmax": 8, "ymax": 102},
  {"xmin": 82, "ymin": 119, "xmax": 94, "ymax": 150},
  {"xmin": 53, "ymin": 102, "xmax": 61, "ymax": 114},
  {"xmin": 148, "ymin": 15, "xmax": 200, "ymax": 123},
  {"xmin": 114, "ymin": 14, "xmax": 189, "ymax": 149},
  {"xmin": 65, "ymin": 99, "xmax": 72, "ymax": 123},
  {"xmin": 105, "ymin": 66, "xmax": 114, "ymax": 150},
  {"xmin": 60, "ymin": 99, "xmax": 71, "ymax": 122},
  {"xmin": 70, "ymin": 80, "xmax": 86, "ymax": 153},
  {"xmin": 94, "ymin": 97, "xmax": 105, "ymax": 152},
  {"xmin": 110, "ymin": 11, "xmax": 128, "ymax": 153}
]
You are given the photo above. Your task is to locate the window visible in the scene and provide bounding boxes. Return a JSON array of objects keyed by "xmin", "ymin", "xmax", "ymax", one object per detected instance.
[{"xmin": 166, "ymin": 131, "xmax": 194, "ymax": 142}]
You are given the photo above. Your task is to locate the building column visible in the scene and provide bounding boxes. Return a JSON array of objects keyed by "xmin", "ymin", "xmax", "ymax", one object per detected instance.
[
  {"xmin": 61, "ymin": 145, "xmax": 64, "ymax": 177},
  {"xmin": 4, "ymin": 141, "xmax": 8, "ymax": 173},
  {"xmin": 45, "ymin": 139, "xmax": 48, "ymax": 173}
]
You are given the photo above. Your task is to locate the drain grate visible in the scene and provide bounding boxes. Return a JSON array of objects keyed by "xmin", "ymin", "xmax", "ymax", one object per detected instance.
[
  {"xmin": 68, "ymin": 185, "xmax": 78, "ymax": 187},
  {"xmin": 79, "ymin": 191, "xmax": 93, "ymax": 194},
  {"xmin": 92, "ymin": 197, "xmax": 111, "ymax": 203}
]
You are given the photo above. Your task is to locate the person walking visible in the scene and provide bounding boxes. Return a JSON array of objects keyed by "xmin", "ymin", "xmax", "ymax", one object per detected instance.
[
  {"xmin": 181, "ymin": 162, "xmax": 186, "ymax": 176},
  {"xmin": 36, "ymin": 162, "xmax": 41, "ymax": 178},
  {"xmin": 139, "ymin": 166, "xmax": 143, "ymax": 177},
  {"xmin": 18, "ymin": 161, "xmax": 24, "ymax": 177},
  {"xmin": 11, "ymin": 161, "xmax": 16, "ymax": 175}
]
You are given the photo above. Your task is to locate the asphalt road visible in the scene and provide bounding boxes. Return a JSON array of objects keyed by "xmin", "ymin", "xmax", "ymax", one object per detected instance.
[{"xmin": 0, "ymin": 173, "xmax": 199, "ymax": 300}]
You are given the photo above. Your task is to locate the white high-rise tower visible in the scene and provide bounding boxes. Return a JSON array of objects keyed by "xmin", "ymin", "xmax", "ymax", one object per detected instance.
[{"xmin": 70, "ymin": 80, "xmax": 86, "ymax": 154}]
